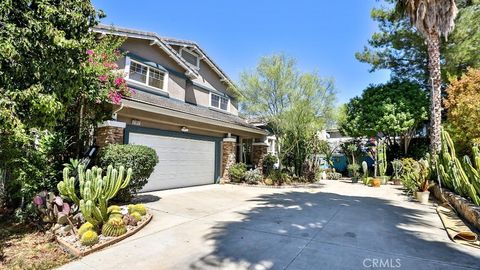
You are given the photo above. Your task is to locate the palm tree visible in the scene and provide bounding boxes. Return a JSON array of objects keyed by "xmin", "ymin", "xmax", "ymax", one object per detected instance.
[{"xmin": 397, "ymin": 0, "xmax": 458, "ymax": 153}]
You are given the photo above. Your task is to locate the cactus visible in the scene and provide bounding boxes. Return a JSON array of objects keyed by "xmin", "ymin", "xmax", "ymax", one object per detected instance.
[
  {"xmin": 391, "ymin": 159, "xmax": 403, "ymax": 179},
  {"xmin": 435, "ymin": 128, "xmax": 480, "ymax": 205},
  {"xmin": 130, "ymin": 212, "xmax": 142, "ymax": 222},
  {"xmin": 361, "ymin": 161, "xmax": 369, "ymax": 185},
  {"xmin": 33, "ymin": 191, "xmax": 72, "ymax": 226},
  {"xmin": 108, "ymin": 205, "xmax": 123, "ymax": 220},
  {"xmin": 128, "ymin": 204, "xmax": 147, "ymax": 216},
  {"xmin": 102, "ymin": 217, "xmax": 127, "ymax": 237},
  {"xmin": 80, "ymin": 230, "xmax": 99, "ymax": 246},
  {"xmin": 78, "ymin": 222, "xmax": 95, "ymax": 237},
  {"xmin": 58, "ymin": 164, "xmax": 132, "ymax": 227},
  {"xmin": 377, "ymin": 142, "xmax": 387, "ymax": 177}
]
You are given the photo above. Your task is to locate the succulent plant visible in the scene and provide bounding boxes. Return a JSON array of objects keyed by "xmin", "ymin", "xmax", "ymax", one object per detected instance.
[
  {"xmin": 128, "ymin": 204, "xmax": 146, "ymax": 216},
  {"xmin": 80, "ymin": 230, "xmax": 99, "ymax": 246},
  {"xmin": 33, "ymin": 191, "xmax": 72, "ymax": 226},
  {"xmin": 58, "ymin": 164, "xmax": 132, "ymax": 227},
  {"xmin": 123, "ymin": 214, "xmax": 138, "ymax": 226},
  {"xmin": 130, "ymin": 212, "xmax": 142, "ymax": 222},
  {"xmin": 102, "ymin": 217, "xmax": 127, "ymax": 237},
  {"xmin": 78, "ymin": 222, "xmax": 95, "ymax": 237},
  {"xmin": 107, "ymin": 205, "xmax": 121, "ymax": 213}
]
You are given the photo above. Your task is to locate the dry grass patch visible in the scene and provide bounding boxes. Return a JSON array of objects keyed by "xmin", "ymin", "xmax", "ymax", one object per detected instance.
[{"xmin": 0, "ymin": 219, "xmax": 74, "ymax": 270}]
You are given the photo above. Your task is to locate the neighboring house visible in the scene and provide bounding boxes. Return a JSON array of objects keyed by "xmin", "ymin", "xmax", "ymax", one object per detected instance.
[
  {"xmin": 318, "ymin": 129, "xmax": 353, "ymax": 173},
  {"xmin": 93, "ymin": 25, "xmax": 268, "ymax": 191}
]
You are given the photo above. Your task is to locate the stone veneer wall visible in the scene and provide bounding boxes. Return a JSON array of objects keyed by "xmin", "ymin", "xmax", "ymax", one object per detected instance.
[
  {"xmin": 94, "ymin": 121, "xmax": 126, "ymax": 148},
  {"xmin": 432, "ymin": 185, "xmax": 480, "ymax": 230},
  {"xmin": 252, "ymin": 143, "xmax": 268, "ymax": 174},
  {"xmin": 221, "ymin": 139, "xmax": 236, "ymax": 183}
]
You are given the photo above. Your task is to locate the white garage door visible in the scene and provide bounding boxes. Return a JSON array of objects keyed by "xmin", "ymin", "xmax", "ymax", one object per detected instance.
[{"xmin": 128, "ymin": 132, "xmax": 216, "ymax": 191}]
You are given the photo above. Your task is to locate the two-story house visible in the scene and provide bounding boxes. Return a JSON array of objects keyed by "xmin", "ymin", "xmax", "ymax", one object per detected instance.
[{"xmin": 93, "ymin": 25, "xmax": 268, "ymax": 192}]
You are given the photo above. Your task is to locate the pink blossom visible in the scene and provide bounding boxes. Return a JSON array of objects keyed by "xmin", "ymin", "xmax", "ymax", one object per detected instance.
[
  {"xmin": 98, "ymin": 74, "xmax": 108, "ymax": 82},
  {"xmin": 108, "ymin": 91, "xmax": 123, "ymax": 105},
  {"xmin": 95, "ymin": 99, "xmax": 102, "ymax": 104},
  {"xmin": 87, "ymin": 58, "xmax": 94, "ymax": 63},
  {"xmin": 86, "ymin": 49, "xmax": 94, "ymax": 55},
  {"xmin": 114, "ymin": 77, "xmax": 125, "ymax": 86}
]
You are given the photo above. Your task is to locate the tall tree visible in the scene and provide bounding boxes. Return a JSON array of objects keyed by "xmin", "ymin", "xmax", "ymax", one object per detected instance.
[
  {"xmin": 444, "ymin": 68, "xmax": 480, "ymax": 155},
  {"xmin": 397, "ymin": 0, "xmax": 458, "ymax": 154},
  {"xmin": 340, "ymin": 80, "xmax": 429, "ymax": 154},
  {"xmin": 239, "ymin": 54, "xmax": 336, "ymax": 173}
]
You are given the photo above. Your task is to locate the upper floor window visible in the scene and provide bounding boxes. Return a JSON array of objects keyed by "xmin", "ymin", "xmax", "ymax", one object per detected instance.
[
  {"xmin": 210, "ymin": 93, "xmax": 229, "ymax": 111},
  {"xmin": 180, "ymin": 48, "xmax": 200, "ymax": 68},
  {"xmin": 127, "ymin": 58, "xmax": 167, "ymax": 91}
]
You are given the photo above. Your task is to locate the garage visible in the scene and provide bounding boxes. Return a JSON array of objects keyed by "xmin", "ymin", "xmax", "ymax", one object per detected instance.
[{"xmin": 125, "ymin": 126, "xmax": 221, "ymax": 192}]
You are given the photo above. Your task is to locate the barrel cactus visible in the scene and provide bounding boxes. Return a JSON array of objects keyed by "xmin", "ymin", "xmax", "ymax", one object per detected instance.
[
  {"xmin": 80, "ymin": 230, "xmax": 99, "ymax": 246},
  {"xmin": 128, "ymin": 204, "xmax": 146, "ymax": 216},
  {"xmin": 130, "ymin": 212, "xmax": 142, "ymax": 222},
  {"xmin": 57, "ymin": 164, "xmax": 132, "ymax": 227},
  {"xmin": 102, "ymin": 217, "xmax": 127, "ymax": 237},
  {"xmin": 78, "ymin": 222, "xmax": 95, "ymax": 237}
]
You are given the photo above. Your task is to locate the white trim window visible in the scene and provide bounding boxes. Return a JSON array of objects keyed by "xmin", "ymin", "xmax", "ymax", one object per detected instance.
[
  {"xmin": 210, "ymin": 92, "xmax": 229, "ymax": 111},
  {"xmin": 125, "ymin": 57, "xmax": 169, "ymax": 92},
  {"xmin": 180, "ymin": 48, "xmax": 200, "ymax": 69}
]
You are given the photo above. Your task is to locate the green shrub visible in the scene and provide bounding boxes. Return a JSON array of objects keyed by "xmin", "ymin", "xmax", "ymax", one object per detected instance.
[
  {"xmin": 229, "ymin": 163, "xmax": 247, "ymax": 182},
  {"xmin": 263, "ymin": 153, "xmax": 278, "ymax": 175},
  {"xmin": 98, "ymin": 144, "xmax": 159, "ymax": 202},
  {"xmin": 347, "ymin": 163, "xmax": 360, "ymax": 178},
  {"xmin": 268, "ymin": 169, "xmax": 292, "ymax": 185},
  {"xmin": 244, "ymin": 168, "xmax": 263, "ymax": 184},
  {"xmin": 327, "ymin": 172, "xmax": 342, "ymax": 180}
]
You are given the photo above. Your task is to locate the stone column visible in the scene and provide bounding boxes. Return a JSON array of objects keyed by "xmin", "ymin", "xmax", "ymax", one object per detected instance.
[
  {"xmin": 221, "ymin": 137, "xmax": 237, "ymax": 183},
  {"xmin": 94, "ymin": 120, "xmax": 126, "ymax": 148},
  {"xmin": 252, "ymin": 142, "xmax": 269, "ymax": 174}
]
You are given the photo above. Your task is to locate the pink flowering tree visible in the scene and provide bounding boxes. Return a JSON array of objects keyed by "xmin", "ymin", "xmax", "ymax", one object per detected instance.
[{"xmin": 74, "ymin": 35, "xmax": 133, "ymax": 153}]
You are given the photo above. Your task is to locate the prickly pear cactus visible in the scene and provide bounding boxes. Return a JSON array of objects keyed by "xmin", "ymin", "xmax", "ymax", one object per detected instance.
[
  {"xmin": 102, "ymin": 217, "xmax": 127, "ymax": 237},
  {"xmin": 80, "ymin": 230, "xmax": 99, "ymax": 246}
]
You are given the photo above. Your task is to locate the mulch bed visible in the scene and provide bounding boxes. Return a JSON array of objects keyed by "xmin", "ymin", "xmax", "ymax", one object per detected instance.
[{"xmin": 56, "ymin": 213, "xmax": 152, "ymax": 257}]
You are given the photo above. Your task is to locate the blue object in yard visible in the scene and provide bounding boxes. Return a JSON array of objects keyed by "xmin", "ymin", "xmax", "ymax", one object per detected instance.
[{"xmin": 332, "ymin": 155, "xmax": 348, "ymax": 173}]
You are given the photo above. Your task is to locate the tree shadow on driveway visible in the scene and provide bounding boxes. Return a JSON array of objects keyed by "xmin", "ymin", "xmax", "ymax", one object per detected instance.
[{"xmin": 191, "ymin": 190, "xmax": 480, "ymax": 270}]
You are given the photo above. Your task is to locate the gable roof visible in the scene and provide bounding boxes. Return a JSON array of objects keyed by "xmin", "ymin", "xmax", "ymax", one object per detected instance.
[
  {"xmin": 93, "ymin": 24, "xmax": 199, "ymax": 79},
  {"xmin": 161, "ymin": 37, "xmax": 237, "ymax": 92},
  {"xmin": 92, "ymin": 24, "xmax": 239, "ymax": 96}
]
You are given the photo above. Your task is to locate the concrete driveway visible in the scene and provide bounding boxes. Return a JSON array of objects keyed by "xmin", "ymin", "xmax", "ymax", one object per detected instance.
[{"xmin": 60, "ymin": 181, "xmax": 480, "ymax": 270}]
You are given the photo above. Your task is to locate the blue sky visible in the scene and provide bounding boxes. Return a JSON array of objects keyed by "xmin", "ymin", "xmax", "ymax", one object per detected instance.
[{"xmin": 92, "ymin": 0, "xmax": 391, "ymax": 105}]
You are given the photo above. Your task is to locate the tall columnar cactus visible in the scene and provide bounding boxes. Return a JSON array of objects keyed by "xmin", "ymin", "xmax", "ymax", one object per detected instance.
[
  {"xmin": 435, "ymin": 128, "xmax": 480, "ymax": 205},
  {"xmin": 391, "ymin": 159, "xmax": 403, "ymax": 179},
  {"xmin": 57, "ymin": 164, "xmax": 132, "ymax": 227},
  {"xmin": 377, "ymin": 142, "xmax": 387, "ymax": 177}
]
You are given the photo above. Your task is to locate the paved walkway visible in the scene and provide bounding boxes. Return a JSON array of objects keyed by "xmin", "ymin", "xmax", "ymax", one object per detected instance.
[{"xmin": 60, "ymin": 181, "xmax": 480, "ymax": 270}]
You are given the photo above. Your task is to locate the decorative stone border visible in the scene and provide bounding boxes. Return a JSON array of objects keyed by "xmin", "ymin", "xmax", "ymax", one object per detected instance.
[
  {"xmin": 225, "ymin": 182, "xmax": 323, "ymax": 189},
  {"xmin": 56, "ymin": 214, "xmax": 152, "ymax": 257},
  {"xmin": 432, "ymin": 185, "xmax": 480, "ymax": 231}
]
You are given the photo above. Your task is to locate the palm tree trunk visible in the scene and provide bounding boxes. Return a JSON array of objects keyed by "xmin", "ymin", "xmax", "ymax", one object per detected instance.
[{"xmin": 427, "ymin": 33, "xmax": 442, "ymax": 154}]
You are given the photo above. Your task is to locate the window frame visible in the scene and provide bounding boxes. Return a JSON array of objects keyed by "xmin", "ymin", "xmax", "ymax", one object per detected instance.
[
  {"xmin": 209, "ymin": 92, "xmax": 230, "ymax": 112},
  {"xmin": 179, "ymin": 47, "xmax": 200, "ymax": 69},
  {"xmin": 124, "ymin": 57, "xmax": 169, "ymax": 93}
]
